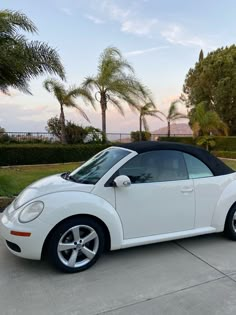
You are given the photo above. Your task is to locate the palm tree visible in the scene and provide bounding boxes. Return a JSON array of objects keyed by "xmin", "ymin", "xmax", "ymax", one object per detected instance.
[
  {"xmin": 0, "ymin": 10, "xmax": 65, "ymax": 94},
  {"xmin": 82, "ymin": 47, "xmax": 150, "ymax": 138},
  {"xmin": 44, "ymin": 79, "xmax": 94, "ymax": 144},
  {"xmin": 139, "ymin": 102, "xmax": 163, "ymax": 141},
  {"xmin": 191, "ymin": 101, "xmax": 228, "ymax": 137},
  {"xmin": 163, "ymin": 100, "xmax": 187, "ymax": 137}
]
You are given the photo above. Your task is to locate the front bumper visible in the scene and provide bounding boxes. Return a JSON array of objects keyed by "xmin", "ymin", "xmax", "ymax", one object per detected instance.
[{"xmin": 0, "ymin": 203, "xmax": 52, "ymax": 260}]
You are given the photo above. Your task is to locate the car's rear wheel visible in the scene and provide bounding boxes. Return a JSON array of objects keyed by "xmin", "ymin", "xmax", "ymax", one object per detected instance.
[
  {"xmin": 47, "ymin": 217, "xmax": 105, "ymax": 273},
  {"xmin": 224, "ymin": 205, "xmax": 236, "ymax": 240}
]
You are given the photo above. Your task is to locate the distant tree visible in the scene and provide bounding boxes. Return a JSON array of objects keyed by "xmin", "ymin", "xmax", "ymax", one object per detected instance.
[
  {"xmin": 44, "ymin": 79, "xmax": 93, "ymax": 144},
  {"xmin": 138, "ymin": 102, "xmax": 163, "ymax": 141},
  {"xmin": 0, "ymin": 10, "xmax": 65, "ymax": 93},
  {"xmin": 183, "ymin": 45, "xmax": 236, "ymax": 134},
  {"xmin": 190, "ymin": 102, "xmax": 228, "ymax": 137},
  {"xmin": 162, "ymin": 100, "xmax": 187, "ymax": 137},
  {"xmin": 82, "ymin": 46, "xmax": 151, "ymax": 138}
]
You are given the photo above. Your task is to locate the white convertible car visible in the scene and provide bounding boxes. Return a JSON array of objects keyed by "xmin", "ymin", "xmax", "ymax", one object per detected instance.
[{"xmin": 1, "ymin": 141, "xmax": 236, "ymax": 273}]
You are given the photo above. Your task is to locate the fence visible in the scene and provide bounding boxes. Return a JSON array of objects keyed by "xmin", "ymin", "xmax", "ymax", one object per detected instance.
[{"xmin": 0, "ymin": 131, "xmax": 193, "ymax": 143}]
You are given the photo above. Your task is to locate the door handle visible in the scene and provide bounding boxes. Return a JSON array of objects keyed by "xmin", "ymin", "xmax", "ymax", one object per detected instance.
[{"xmin": 181, "ymin": 187, "xmax": 193, "ymax": 193}]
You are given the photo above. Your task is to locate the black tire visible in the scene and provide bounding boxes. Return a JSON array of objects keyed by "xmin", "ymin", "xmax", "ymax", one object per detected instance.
[
  {"xmin": 224, "ymin": 205, "xmax": 236, "ymax": 240},
  {"xmin": 47, "ymin": 217, "xmax": 105, "ymax": 273}
]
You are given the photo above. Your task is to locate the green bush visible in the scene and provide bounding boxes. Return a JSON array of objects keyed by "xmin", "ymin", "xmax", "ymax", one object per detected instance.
[
  {"xmin": 159, "ymin": 136, "xmax": 195, "ymax": 145},
  {"xmin": 212, "ymin": 137, "xmax": 236, "ymax": 151},
  {"xmin": 131, "ymin": 131, "xmax": 151, "ymax": 141},
  {"xmin": 159, "ymin": 136, "xmax": 236, "ymax": 151},
  {"xmin": 212, "ymin": 151, "xmax": 236, "ymax": 159},
  {"xmin": 0, "ymin": 144, "xmax": 110, "ymax": 166}
]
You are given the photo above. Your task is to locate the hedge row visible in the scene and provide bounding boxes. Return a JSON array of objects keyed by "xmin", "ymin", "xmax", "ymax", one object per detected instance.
[
  {"xmin": 0, "ymin": 144, "xmax": 110, "ymax": 166},
  {"xmin": 160, "ymin": 136, "xmax": 236, "ymax": 151},
  {"xmin": 212, "ymin": 151, "xmax": 236, "ymax": 159}
]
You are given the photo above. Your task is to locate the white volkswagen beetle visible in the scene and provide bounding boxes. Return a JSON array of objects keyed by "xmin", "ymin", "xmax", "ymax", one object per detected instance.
[{"xmin": 1, "ymin": 141, "xmax": 236, "ymax": 273}]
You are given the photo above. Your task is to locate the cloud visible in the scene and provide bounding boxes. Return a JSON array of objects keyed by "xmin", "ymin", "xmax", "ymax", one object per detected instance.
[
  {"xmin": 121, "ymin": 18, "xmax": 158, "ymax": 36},
  {"xmin": 161, "ymin": 24, "xmax": 215, "ymax": 49},
  {"xmin": 88, "ymin": 1, "xmax": 216, "ymax": 49},
  {"xmin": 125, "ymin": 46, "xmax": 168, "ymax": 56},
  {"xmin": 60, "ymin": 7, "xmax": 72, "ymax": 16},
  {"xmin": 98, "ymin": 1, "xmax": 157, "ymax": 37},
  {"xmin": 85, "ymin": 14, "xmax": 105, "ymax": 24}
]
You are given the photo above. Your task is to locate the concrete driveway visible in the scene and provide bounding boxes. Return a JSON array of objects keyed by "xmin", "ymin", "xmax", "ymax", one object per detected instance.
[{"xmin": 1, "ymin": 234, "xmax": 236, "ymax": 315}]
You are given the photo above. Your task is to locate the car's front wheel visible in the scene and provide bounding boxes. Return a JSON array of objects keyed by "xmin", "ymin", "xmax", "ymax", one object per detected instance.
[
  {"xmin": 47, "ymin": 217, "xmax": 105, "ymax": 273},
  {"xmin": 224, "ymin": 205, "xmax": 236, "ymax": 241}
]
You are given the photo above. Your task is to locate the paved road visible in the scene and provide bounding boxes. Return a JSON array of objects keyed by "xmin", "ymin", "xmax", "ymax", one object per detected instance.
[{"xmin": 1, "ymin": 234, "xmax": 236, "ymax": 315}]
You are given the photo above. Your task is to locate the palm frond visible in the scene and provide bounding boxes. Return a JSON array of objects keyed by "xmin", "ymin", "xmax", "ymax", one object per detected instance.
[{"xmin": 109, "ymin": 96, "xmax": 125, "ymax": 116}]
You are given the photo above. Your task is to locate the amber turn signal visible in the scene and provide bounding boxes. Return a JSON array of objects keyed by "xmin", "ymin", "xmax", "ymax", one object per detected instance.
[{"xmin": 10, "ymin": 231, "xmax": 31, "ymax": 237}]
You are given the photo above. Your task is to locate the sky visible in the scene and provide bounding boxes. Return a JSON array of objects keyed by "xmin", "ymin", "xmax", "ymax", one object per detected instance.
[{"xmin": 1, "ymin": 0, "xmax": 236, "ymax": 133}]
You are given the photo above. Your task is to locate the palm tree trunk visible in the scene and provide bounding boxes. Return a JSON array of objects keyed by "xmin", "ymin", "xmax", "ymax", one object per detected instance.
[
  {"xmin": 60, "ymin": 103, "xmax": 67, "ymax": 144},
  {"xmin": 100, "ymin": 92, "xmax": 107, "ymax": 142},
  {"xmin": 139, "ymin": 115, "xmax": 142, "ymax": 141},
  {"xmin": 168, "ymin": 120, "xmax": 171, "ymax": 137}
]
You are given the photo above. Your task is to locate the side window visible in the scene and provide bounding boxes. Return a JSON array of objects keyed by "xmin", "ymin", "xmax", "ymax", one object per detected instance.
[
  {"xmin": 184, "ymin": 153, "xmax": 213, "ymax": 179},
  {"xmin": 118, "ymin": 150, "xmax": 188, "ymax": 183}
]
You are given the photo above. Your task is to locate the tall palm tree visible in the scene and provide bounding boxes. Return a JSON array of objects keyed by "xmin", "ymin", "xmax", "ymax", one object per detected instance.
[
  {"xmin": 139, "ymin": 102, "xmax": 163, "ymax": 141},
  {"xmin": 0, "ymin": 10, "xmax": 65, "ymax": 94},
  {"xmin": 82, "ymin": 47, "xmax": 150, "ymax": 138},
  {"xmin": 163, "ymin": 100, "xmax": 187, "ymax": 137},
  {"xmin": 44, "ymin": 79, "xmax": 94, "ymax": 144},
  {"xmin": 191, "ymin": 101, "xmax": 228, "ymax": 137}
]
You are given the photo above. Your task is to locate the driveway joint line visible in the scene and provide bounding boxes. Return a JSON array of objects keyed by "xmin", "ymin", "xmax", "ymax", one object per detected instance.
[
  {"xmin": 174, "ymin": 240, "xmax": 236, "ymax": 284},
  {"xmin": 95, "ymin": 275, "xmax": 226, "ymax": 315}
]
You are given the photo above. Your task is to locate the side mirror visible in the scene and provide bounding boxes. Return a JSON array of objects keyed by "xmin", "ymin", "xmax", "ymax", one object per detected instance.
[{"xmin": 113, "ymin": 175, "xmax": 131, "ymax": 188}]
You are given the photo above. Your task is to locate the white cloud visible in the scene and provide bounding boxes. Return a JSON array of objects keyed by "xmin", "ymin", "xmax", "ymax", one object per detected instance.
[
  {"xmin": 60, "ymin": 7, "xmax": 72, "ymax": 16},
  {"xmin": 85, "ymin": 14, "xmax": 105, "ymax": 24},
  {"xmin": 121, "ymin": 18, "xmax": 158, "ymax": 36},
  {"xmin": 88, "ymin": 1, "xmax": 216, "ymax": 49},
  {"xmin": 161, "ymin": 24, "xmax": 215, "ymax": 50},
  {"xmin": 125, "ymin": 46, "xmax": 168, "ymax": 56},
  {"xmin": 98, "ymin": 1, "xmax": 157, "ymax": 37}
]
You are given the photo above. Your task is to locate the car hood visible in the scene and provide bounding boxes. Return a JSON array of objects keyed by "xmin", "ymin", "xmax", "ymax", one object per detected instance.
[{"xmin": 13, "ymin": 174, "xmax": 94, "ymax": 209}]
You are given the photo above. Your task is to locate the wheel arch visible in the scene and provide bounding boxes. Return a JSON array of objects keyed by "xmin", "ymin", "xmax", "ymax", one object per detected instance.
[
  {"xmin": 212, "ymin": 179, "xmax": 236, "ymax": 230},
  {"xmin": 42, "ymin": 214, "xmax": 111, "ymax": 259}
]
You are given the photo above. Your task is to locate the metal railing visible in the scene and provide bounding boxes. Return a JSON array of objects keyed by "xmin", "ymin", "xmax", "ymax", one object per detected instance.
[{"xmin": 0, "ymin": 131, "xmax": 193, "ymax": 143}]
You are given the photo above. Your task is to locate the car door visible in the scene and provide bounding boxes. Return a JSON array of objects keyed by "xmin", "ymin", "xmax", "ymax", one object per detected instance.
[
  {"xmin": 183, "ymin": 152, "xmax": 230, "ymax": 228},
  {"xmin": 115, "ymin": 150, "xmax": 195, "ymax": 239}
]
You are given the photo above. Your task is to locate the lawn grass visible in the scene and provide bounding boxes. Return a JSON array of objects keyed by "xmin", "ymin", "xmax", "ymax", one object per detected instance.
[
  {"xmin": 0, "ymin": 162, "xmax": 80, "ymax": 197},
  {"xmin": 0, "ymin": 159, "xmax": 236, "ymax": 198}
]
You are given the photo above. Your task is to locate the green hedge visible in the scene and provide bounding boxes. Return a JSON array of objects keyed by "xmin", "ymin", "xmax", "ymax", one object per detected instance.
[
  {"xmin": 131, "ymin": 131, "xmax": 151, "ymax": 141},
  {"xmin": 159, "ymin": 137, "xmax": 194, "ymax": 145},
  {"xmin": 160, "ymin": 136, "xmax": 236, "ymax": 151},
  {"xmin": 212, "ymin": 151, "xmax": 236, "ymax": 159},
  {"xmin": 0, "ymin": 144, "xmax": 110, "ymax": 166}
]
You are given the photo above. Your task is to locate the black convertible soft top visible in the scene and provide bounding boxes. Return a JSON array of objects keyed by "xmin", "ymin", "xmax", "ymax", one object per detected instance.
[{"xmin": 118, "ymin": 141, "xmax": 234, "ymax": 176}]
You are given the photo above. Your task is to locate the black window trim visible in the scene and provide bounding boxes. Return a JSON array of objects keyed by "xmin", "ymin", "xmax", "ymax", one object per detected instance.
[{"xmin": 105, "ymin": 149, "xmax": 193, "ymax": 186}]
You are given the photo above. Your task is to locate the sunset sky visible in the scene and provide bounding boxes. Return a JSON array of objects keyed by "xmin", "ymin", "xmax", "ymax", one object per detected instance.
[{"xmin": 1, "ymin": 0, "xmax": 236, "ymax": 133}]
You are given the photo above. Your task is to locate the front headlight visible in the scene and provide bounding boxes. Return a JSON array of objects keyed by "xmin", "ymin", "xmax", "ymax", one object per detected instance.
[{"xmin": 19, "ymin": 201, "xmax": 44, "ymax": 223}]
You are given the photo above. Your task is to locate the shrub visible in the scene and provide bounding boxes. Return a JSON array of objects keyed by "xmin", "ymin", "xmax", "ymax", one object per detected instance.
[
  {"xmin": 0, "ymin": 144, "xmax": 110, "ymax": 166},
  {"xmin": 212, "ymin": 151, "xmax": 236, "ymax": 159},
  {"xmin": 131, "ymin": 131, "xmax": 151, "ymax": 142},
  {"xmin": 159, "ymin": 136, "xmax": 194, "ymax": 145},
  {"xmin": 159, "ymin": 136, "xmax": 236, "ymax": 151},
  {"xmin": 46, "ymin": 117, "xmax": 88, "ymax": 144}
]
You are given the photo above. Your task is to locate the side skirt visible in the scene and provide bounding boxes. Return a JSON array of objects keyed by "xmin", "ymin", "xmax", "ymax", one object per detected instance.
[{"xmin": 120, "ymin": 227, "xmax": 216, "ymax": 249}]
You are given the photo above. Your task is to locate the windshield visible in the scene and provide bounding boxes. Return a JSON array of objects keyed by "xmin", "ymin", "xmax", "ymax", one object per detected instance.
[{"xmin": 69, "ymin": 147, "xmax": 130, "ymax": 184}]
